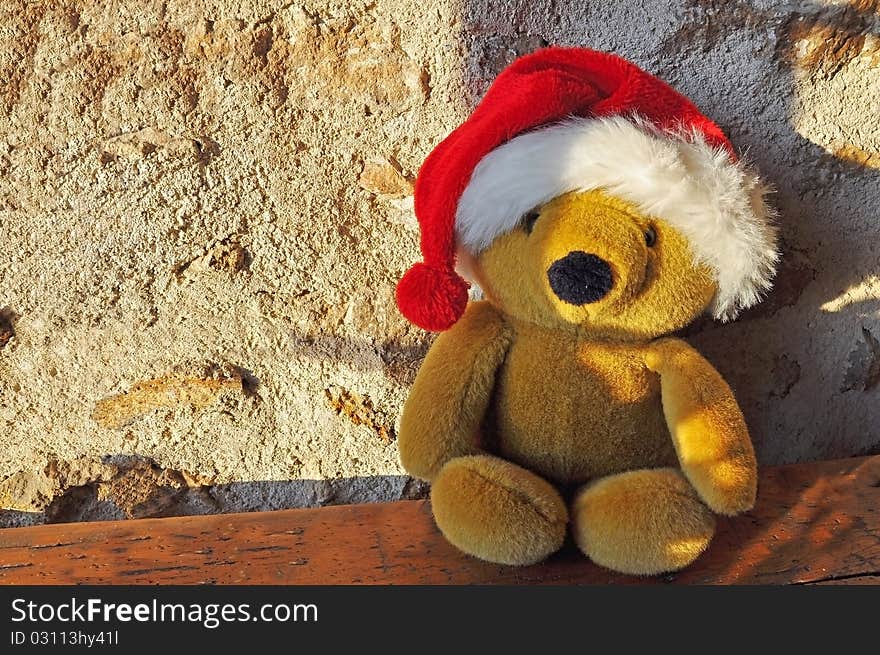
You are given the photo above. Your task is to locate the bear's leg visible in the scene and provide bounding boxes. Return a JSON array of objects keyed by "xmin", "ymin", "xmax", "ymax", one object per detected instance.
[
  {"xmin": 431, "ymin": 454, "xmax": 568, "ymax": 565},
  {"xmin": 571, "ymin": 468, "xmax": 715, "ymax": 575}
]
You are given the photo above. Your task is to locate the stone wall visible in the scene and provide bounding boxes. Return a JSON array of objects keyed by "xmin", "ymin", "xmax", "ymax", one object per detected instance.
[{"xmin": 1, "ymin": 0, "xmax": 878, "ymax": 525}]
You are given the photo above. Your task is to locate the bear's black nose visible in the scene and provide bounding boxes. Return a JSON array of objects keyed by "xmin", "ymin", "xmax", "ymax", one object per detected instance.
[{"xmin": 547, "ymin": 251, "xmax": 613, "ymax": 305}]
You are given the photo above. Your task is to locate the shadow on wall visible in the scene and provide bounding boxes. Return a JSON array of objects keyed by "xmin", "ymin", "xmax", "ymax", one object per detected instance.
[
  {"xmin": 456, "ymin": 0, "xmax": 880, "ymax": 464},
  {"xmin": 0, "ymin": 455, "xmax": 428, "ymax": 528}
]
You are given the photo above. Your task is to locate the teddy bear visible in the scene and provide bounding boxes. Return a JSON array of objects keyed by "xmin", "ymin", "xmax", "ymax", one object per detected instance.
[{"xmin": 395, "ymin": 47, "xmax": 778, "ymax": 575}]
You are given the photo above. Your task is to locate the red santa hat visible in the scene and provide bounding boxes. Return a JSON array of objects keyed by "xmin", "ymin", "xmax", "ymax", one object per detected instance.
[{"xmin": 396, "ymin": 47, "xmax": 778, "ymax": 331}]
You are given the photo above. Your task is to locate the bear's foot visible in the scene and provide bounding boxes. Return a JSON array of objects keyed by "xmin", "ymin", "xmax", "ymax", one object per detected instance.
[
  {"xmin": 431, "ymin": 455, "xmax": 568, "ymax": 565},
  {"xmin": 572, "ymin": 467, "xmax": 715, "ymax": 575}
]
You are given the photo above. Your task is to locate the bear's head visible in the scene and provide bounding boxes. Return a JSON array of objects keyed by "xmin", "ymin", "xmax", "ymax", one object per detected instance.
[
  {"xmin": 395, "ymin": 49, "xmax": 778, "ymax": 336},
  {"xmin": 464, "ymin": 189, "xmax": 717, "ymax": 341}
]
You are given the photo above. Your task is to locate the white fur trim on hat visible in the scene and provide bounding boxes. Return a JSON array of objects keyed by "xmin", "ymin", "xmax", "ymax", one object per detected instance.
[{"xmin": 454, "ymin": 116, "xmax": 779, "ymax": 321}]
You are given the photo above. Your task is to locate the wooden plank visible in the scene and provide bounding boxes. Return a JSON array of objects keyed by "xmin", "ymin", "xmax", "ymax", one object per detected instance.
[{"xmin": 0, "ymin": 456, "xmax": 878, "ymax": 585}]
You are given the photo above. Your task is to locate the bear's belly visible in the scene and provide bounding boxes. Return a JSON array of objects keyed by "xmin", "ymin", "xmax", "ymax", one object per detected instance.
[{"xmin": 488, "ymin": 333, "xmax": 677, "ymax": 486}]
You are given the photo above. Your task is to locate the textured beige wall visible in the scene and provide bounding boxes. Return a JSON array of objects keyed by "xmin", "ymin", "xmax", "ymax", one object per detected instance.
[{"xmin": 1, "ymin": 0, "xmax": 879, "ymax": 525}]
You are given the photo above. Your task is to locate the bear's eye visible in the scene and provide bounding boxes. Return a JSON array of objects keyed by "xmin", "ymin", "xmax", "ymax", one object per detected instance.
[
  {"xmin": 644, "ymin": 225, "xmax": 657, "ymax": 247},
  {"xmin": 522, "ymin": 211, "xmax": 540, "ymax": 234}
]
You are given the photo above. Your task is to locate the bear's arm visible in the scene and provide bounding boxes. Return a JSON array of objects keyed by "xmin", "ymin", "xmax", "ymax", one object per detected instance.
[
  {"xmin": 398, "ymin": 300, "xmax": 512, "ymax": 481},
  {"xmin": 645, "ymin": 337, "xmax": 757, "ymax": 516}
]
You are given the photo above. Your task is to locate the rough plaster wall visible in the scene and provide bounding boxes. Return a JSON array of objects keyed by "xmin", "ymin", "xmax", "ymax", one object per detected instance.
[{"xmin": 1, "ymin": 0, "xmax": 878, "ymax": 526}]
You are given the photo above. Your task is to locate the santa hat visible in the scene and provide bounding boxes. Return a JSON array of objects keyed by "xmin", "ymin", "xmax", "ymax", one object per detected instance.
[{"xmin": 396, "ymin": 47, "xmax": 778, "ymax": 331}]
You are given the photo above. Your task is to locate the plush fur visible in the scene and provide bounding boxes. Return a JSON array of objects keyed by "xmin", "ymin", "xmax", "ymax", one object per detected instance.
[
  {"xmin": 456, "ymin": 116, "xmax": 779, "ymax": 321},
  {"xmin": 398, "ymin": 189, "xmax": 759, "ymax": 575},
  {"xmin": 431, "ymin": 455, "xmax": 568, "ymax": 566},
  {"xmin": 572, "ymin": 468, "xmax": 716, "ymax": 575},
  {"xmin": 398, "ymin": 300, "xmax": 512, "ymax": 481}
]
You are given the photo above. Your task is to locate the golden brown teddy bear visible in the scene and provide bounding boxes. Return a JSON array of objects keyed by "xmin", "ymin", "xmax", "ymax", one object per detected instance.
[{"xmin": 395, "ymin": 48, "xmax": 778, "ymax": 575}]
